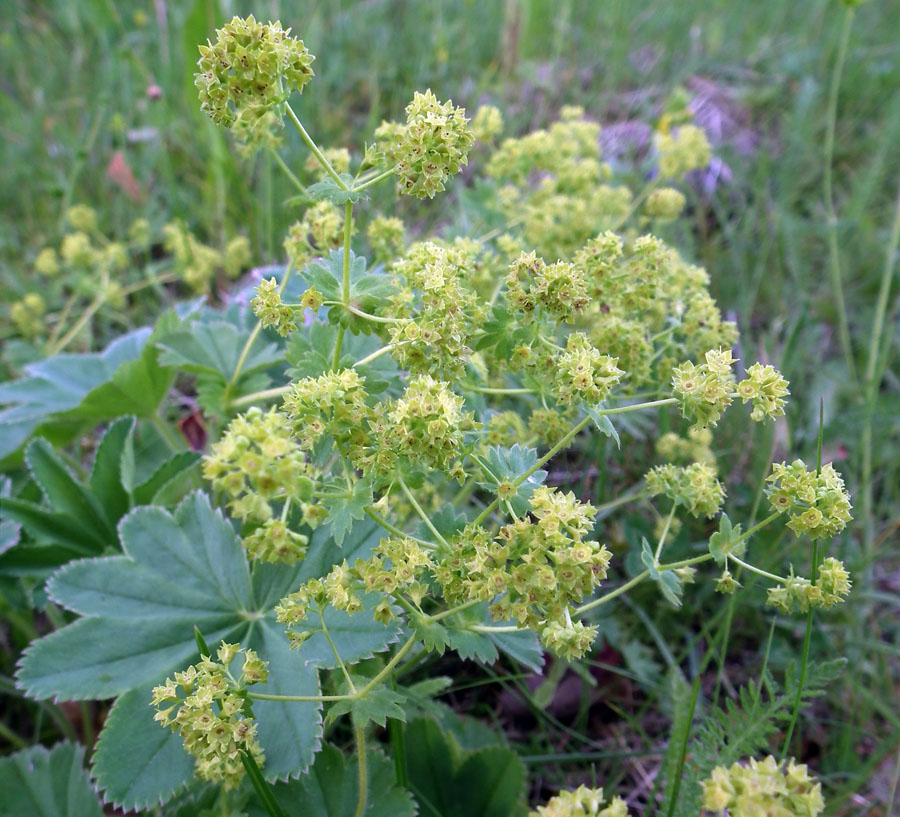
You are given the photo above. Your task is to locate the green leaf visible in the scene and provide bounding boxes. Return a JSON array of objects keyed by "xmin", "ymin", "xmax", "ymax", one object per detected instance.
[
  {"xmin": 708, "ymin": 513, "xmax": 745, "ymax": 564},
  {"xmin": 0, "ymin": 742, "xmax": 104, "ymax": 817},
  {"xmin": 328, "ymin": 682, "xmax": 407, "ymax": 728},
  {"xmin": 640, "ymin": 537, "xmax": 683, "ymax": 607},
  {"xmin": 18, "ymin": 492, "xmax": 398, "ymax": 809},
  {"xmin": 321, "ymin": 477, "xmax": 373, "ymax": 546},
  {"xmin": 302, "ymin": 251, "xmax": 397, "ymax": 333},
  {"xmin": 26, "ymin": 438, "xmax": 114, "ymax": 547},
  {"xmin": 0, "ymin": 328, "xmax": 153, "ymax": 459},
  {"xmin": 89, "ymin": 417, "xmax": 136, "ymax": 526},
  {"xmin": 132, "ymin": 451, "xmax": 200, "ymax": 506},
  {"xmin": 0, "ymin": 497, "xmax": 101, "ymax": 556},
  {"xmin": 585, "ymin": 405, "xmax": 621, "ymax": 448},
  {"xmin": 248, "ymin": 743, "xmax": 415, "ymax": 817},
  {"xmin": 405, "ymin": 720, "xmax": 525, "ymax": 817},
  {"xmin": 92, "ymin": 683, "xmax": 196, "ymax": 811},
  {"xmin": 308, "ymin": 175, "xmax": 366, "ymax": 205},
  {"xmin": 475, "ymin": 444, "xmax": 547, "ymax": 515},
  {"xmin": 71, "ymin": 329, "xmax": 174, "ymax": 420},
  {"xmin": 413, "ymin": 618, "xmax": 452, "ymax": 655},
  {"xmin": 157, "ymin": 321, "xmax": 281, "ymax": 380}
]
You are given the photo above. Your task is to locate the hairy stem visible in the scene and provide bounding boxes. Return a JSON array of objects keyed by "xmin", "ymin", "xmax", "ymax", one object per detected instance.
[
  {"xmin": 285, "ymin": 102, "xmax": 348, "ymax": 190},
  {"xmin": 353, "ymin": 727, "xmax": 368, "ymax": 817},
  {"xmin": 399, "ymin": 476, "xmax": 449, "ymax": 548}
]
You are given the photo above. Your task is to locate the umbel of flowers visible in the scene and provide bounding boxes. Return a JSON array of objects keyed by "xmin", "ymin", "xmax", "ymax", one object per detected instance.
[{"xmin": 147, "ymin": 16, "xmax": 853, "ymax": 807}]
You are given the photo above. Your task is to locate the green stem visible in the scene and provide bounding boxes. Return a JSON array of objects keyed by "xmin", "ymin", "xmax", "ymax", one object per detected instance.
[
  {"xmin": 332, "ymin": 325, "xmax": 345, "ymax": 371},
  {"xmin": 284, "ymin": 102, "xmax": 348, "ymax": 190},
  {"xmin": 319, "ymin": 607, "xmax": 356, "ymax": 692},
  {"xmin": 47, "ymin": 286, "xmax": 106, "ymax": 355},
  {"xmin": 353, "ymin": 166, "xmax": 396, "ymax": 192},
  {"xmin": 363, "ymin": 506, "xmax": 437, "ymax": 549},
  {"xmin": 358, "ymin": 634, "xmax": 417, "ymax": 696},
  {"xmin": 229, "ymin": 385, "xmax": 290, "ymax": 408},
  {"xmin": 269, "ymin": 147, "xmax": 306, "ymax": 195},
  {"xmin": 248, "ymin": 691, "xmax": 352, "ymax": 702},
  {"xmin": 119, "ymin": 271, "xmax": 180, "ymax": 297},
  {"xmin": 659, "ymin": 553, "xmax": 714, "ymax": 571},
  {"xmin": 466, "ymin": 385, "xmax": 537, "ymax": 395},
  {"xmin": 399, "ymin": 476, "xmax": 449, "ymax": 548},
  {"xmin": 342, "ymin": 200, "xmax": 353, "ymax": 301},
  {"xmin": 353, "ymin": 727, "xmax": 368, "ymax": 817},
  {"xmin": 425, "ymin": 599, "xmax": 482, "ymax": 624},
  {"xmin": 654, "ymin": 504, "xmax": 677, "ymax": 563},
  {"xmin": 575, "ymin": 570, "xmax": 650, "ymax": 616},
  {"xmin": 353, "ymin": 344, "xmax": 397, "ymax": 368},
  {"xmin": 781, "ymin": 539, "xmax": 819, "ymax": 761},
  {"xmin": 823, "ymin": 6, "xmax": 857, "ymax": 383},
  {"xmin": 727, "ymin": 554, "xmax": 785, "ymax": 585},
  {"xmin": 46, "ymin": 291, "xmax": 78, "ymax": 348},
  {"xmin": 324, "ymin": 302, "xmax": 405, "ymax": 324}
]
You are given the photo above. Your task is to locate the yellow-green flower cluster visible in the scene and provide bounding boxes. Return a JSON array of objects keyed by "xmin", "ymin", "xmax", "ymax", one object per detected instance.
[
  {"xmin": 382, "ymin": 375, "xmax": 478, "ymax": 473},
  {"xmin": 34, "ymin": 247, "xmax": 61, "ymax": 277},
  {"xmin": 504, "ymin": 251, "xmax": 589, "ymax": 324},
  {"xmin": 645, "ymin": 463, "xmax": 725, "ymax": 518},
  {"xmin": 672, "ymin": 348, "xmax": 736, "ymax": 429},
  {"xmin": 277, "ymin": 537, "xmax": 432, "ymax": 640},
  {"xmin": 655, "ymin": 427, "xmax": 715, "ymax": 466},
  {"xmin": 528, "ymin": 407, "xmax": 575, "ymax": 446},
  {"xmin": 282, "ymin": 369, "xmax": 370, "ymax": 451},
  {"xmin": 645, "ymin": 187, "xmax": 687, "ymax": 221},
  {"xmin": 196, "ymin": 15, "xmax": 314, "ymax": 150},
  {"xmin": 355, "ymin": 537, "xmax": 433, "ymax": 624},
  {"xmin": 766, "ymin": 557, "xmax": 852, "ymax": 614},
  {"xmin": 275, "ymin": 561, "xmax": 363, "ymax": 647},
  {"xmin": 284, "ymin": 202, "xmax": 343, "ymax": 270},
  {"xmin": 151, "ymin": 642, "xmax": 268, "ymax": 790},
  {"xmin": 553, "ymin": 333, "xmax": 624, "ymax": 406},
  {"xmin": 66, "ymin": 204, "xmax": 98, "ymax": 233},
  {"xmin": 736, "ymin": 363, "xmax": 790, "ymax": 422},
  {"xmin": 435, "ymin": 487, "xmax": 611, "ymax": 659},
  {"xmin": 388, "ymin": 241, "xmax": 485, "ymax": 376},
  {"xmin": 376, "ymin": 90, "xmax": 474, "ymax": 198},
  {"xmin": 224, "ymin": 236, "xmax": 252, "ymax": 279},
  {"xmin": 471, "ymin": 104, "xmax": 504, "ymax": 143},
  {"xmin": 60, "ymin": 232, "xmax": 95, "ymax": 268},
  {"xmin": 573, "ymin": 232, "xmax": 661, "ymax": 311},
  {"xmin": 163, "ymin": 221, "xmax": 223, "ymax": 293},
  {"xmin": 10, "ymin": 294, "xmax": 46, "ymax": 338},
  {"xmin": 481, "ymin": 411, "xmax": 528, "ymax": 450},
  {"xmin": 487, "ymin": 109, "xmax": 630, "ymax": 259},
  {"xmin": 655, "ymin": 124, "xmax": 712, "ymax": 178},
  {"xmin": 530, "ymin": 785, "xmax": 629, "ymax": 817},
  {"xmin": 701, "ymin": 755, "xmax": 824, "ymax": 817},
  {"xmin": 251, "ymin": 277, "xmax": 296, "ymax": 336},
  {"xmin": 242, "ymin": 519, "xmax": 308, "ymax": 564},
  {"xmin": 366, "ymin": 215, "xmax": 406, "ymax": 264},
  {"xmin": 202, "ymin": 407, "xmax": 309, "ymax": 524},
  {"xmin": 765, "ymin": 460, "xmax": 852, "ymax": 539}
]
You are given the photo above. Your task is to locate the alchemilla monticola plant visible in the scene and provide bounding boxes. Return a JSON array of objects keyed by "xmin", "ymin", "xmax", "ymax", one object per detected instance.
[{"xmin": 16, "ymin": 15, "xmax": 853, "ymax": 816}]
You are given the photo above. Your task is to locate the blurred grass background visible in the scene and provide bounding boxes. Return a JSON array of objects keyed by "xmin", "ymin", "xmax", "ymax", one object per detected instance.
[{"xmin": 2, "ymin": 0, "xmax": 899, "ymax": 809}]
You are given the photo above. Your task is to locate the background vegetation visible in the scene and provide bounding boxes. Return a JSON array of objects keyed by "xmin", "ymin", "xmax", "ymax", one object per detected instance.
[{"xmin": 1, "ymin": 0, "xmax": 898, "ymax": 812}]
